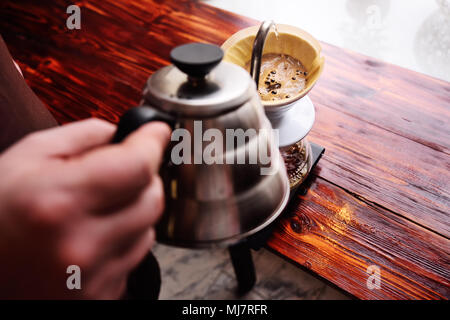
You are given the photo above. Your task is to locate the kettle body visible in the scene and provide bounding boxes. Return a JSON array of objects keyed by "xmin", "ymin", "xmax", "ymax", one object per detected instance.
[
  {"xmin": 155, "ymin": 94, "xmax": 289, "ymax": 247},
  {"xmin": 114, "ymin": 43, "xmax": 290, "ymax": 248}
]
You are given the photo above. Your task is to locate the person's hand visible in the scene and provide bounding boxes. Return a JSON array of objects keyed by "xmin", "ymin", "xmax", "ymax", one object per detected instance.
[{"xmin": 0, "ymin": 118, "xmax": 171, "ymax": 299}]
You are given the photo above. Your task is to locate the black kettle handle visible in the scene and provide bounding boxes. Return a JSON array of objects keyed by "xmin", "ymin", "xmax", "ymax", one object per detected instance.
[
  {"xmin": 112, "ymin": 106, "xmax": 176, "ymax": 143},
  {"xmin": 113, "ymin": 106, "xmax": 174, "ymax": 300}
]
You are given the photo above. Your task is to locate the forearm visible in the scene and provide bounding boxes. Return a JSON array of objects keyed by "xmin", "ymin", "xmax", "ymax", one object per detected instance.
[{"xmin": 0, "ymin": 35, "xmax": 57, "ymax": 152}]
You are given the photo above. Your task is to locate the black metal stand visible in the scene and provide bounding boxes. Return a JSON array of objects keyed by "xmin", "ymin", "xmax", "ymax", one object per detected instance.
[
  {"xmin": 124, "ymin": 251, "xmax": 161, "ymax": 300},
  {"xmin": 228, "ymin": 241, "xmax": 256, "ymax": 294}
]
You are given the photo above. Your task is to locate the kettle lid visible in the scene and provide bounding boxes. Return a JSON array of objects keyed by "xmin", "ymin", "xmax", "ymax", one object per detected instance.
[{"xmin": 143, "ymin": 43, "xmax": 254, "ymax": 116}]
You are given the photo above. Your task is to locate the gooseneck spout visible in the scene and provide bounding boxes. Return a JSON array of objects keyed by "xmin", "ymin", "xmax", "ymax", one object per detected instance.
[{"xmin": 250, "ymin": 20, "xmax": 276, "ymax": 89}]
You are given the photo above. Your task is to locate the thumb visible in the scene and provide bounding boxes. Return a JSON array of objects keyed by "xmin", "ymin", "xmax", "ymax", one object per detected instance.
[{"xmin": 121, "ymin": 121, "xmax": 172, "ymax": 174}]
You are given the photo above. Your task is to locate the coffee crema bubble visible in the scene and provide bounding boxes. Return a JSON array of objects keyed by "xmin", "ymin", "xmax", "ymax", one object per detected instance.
[{"xmin": 245, "ymin": 53, "xmax": 307, "ymax": 101}]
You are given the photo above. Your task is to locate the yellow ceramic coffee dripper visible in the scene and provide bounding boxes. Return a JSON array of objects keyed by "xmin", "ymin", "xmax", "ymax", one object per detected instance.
[
  {"xmin": 221, "ymin": 22, "xmax": 325, "ymax": 190},
  {"xmin": 221, "ymin": 22, "xmax": 324, "ymax": 109}
]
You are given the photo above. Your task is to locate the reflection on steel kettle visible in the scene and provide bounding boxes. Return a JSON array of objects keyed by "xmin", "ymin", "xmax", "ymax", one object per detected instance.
[{"xmin": 113, "ymin": 43, "xmax": 290, "ymax": 248}]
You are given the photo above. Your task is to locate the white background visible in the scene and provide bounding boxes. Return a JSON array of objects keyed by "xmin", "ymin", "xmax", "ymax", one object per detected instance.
[{"xmin": 202, "ymin": 0, "xmax": 450, "ymax": 82}]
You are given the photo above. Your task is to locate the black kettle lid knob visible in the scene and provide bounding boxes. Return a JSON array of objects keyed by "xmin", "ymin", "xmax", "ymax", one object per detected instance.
[{"xmin": 170, "ymin": 43, "xmax": 224, "ymax": 79}]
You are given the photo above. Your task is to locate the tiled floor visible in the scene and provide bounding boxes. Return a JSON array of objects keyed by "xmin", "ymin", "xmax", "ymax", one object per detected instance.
[{"xmin": 153, "ymin": 245, "xmax": 349, "ymax": 300}]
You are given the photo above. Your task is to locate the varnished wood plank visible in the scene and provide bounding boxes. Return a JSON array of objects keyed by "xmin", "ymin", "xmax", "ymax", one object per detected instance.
[
  {"xmin": 0, "ymin": 0, "xmax": 256, "ymax": 123},
  {"xmin": 1, "ymin": 0, "xmax": 449, "ymax": 299},
  {"xmin": 311, "ymin": 44, "xmax": 450, "ymax": 154},
  {"xmin": 309, "ymin": 104, "xmax": 450, "ymax": 237},
  {"xmin": 268, "ymin": 176, "xmax": 450, "ymax": 299}
]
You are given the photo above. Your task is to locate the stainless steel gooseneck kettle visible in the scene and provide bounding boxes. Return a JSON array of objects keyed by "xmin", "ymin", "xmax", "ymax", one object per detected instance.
[{"xmin": 113, "ymin": 43, "xmax": 289, "ymax": 248}]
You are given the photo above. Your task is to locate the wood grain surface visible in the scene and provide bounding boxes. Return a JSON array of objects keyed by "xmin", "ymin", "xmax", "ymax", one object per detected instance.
[{"xmin": 1, "ymin": 0, "xmax": 449, "ymax": 299}]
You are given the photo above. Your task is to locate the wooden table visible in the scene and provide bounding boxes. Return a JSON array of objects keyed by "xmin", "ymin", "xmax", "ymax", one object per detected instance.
[{"xmin": 1, "ymin": 0, "xmax": 449, "ymax": 299}]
